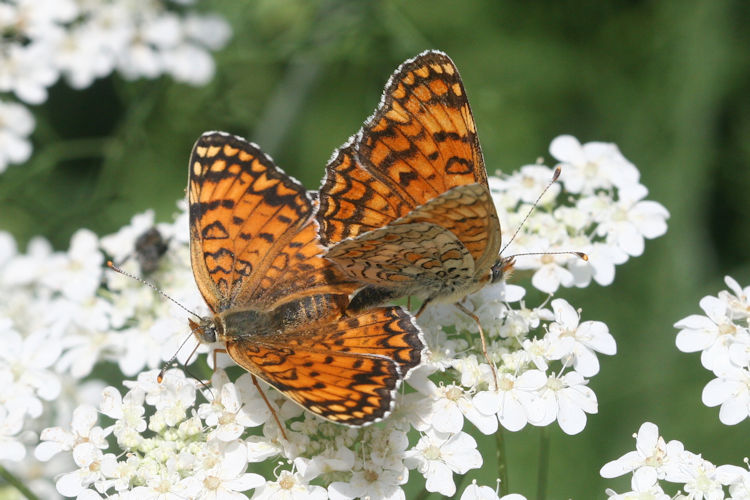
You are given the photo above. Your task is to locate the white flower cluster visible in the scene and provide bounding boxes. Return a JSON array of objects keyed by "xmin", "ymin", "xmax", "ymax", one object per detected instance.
[
  {"xmin": 601, "ymin": 422, "xmax": 750, "ymax": 498},
  {"xmin": 674, "ymin": 276, "xmax": 750, "ymax": 425},
  {"xmin": 492, "ymin": 135, "xmax": 669, "ymax": 293},
  {"xmin": 0, "ymin": 136, "xmax": 668, "ymax": 499},
  {"xmin": 0, "ymin": 0, "xmax": 231, "ymax": 173}
]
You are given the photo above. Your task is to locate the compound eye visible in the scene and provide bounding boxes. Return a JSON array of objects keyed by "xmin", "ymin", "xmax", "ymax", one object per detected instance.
[
  {"xmin": 490, "ymin": 263, "xmax": 504, "ymax": 283},
  {"xmin": 490, "ymin": 256, "xmax": 515, "ymax": 283}
]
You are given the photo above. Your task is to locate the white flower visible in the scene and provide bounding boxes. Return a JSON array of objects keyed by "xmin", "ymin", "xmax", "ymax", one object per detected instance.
[
  {"xmin": 0, "ymin": 41, "xmax": 58, "ymax": 104},
  {"xmin": 408, "ymin": 369, "xmax": 497, "ymax": 434},
  {"xmin": 605, "ymin": 482, "xmax": 670, "ymax": 500},
  {"xmin": 546, "ymin": 298, "xmax": 616, "ymax": 377},
  {"xmin": 460, "ymin": 480, "xmax": 501, "ymax": 500},
  {"xmin": 0, "ymin": 99, "xmax": 35, "ymax": 172},
  {"xmin": 473, "ymin": 370, "xmax": 546, "ymax": 432},
  {"xmin": 533, "ymin": 371, "xmax": 597, "ymax": 434},
  {"xmin": 720, "ymin": 275, "xmax": 750, "ymax": 320},
  {"xmin": 600, "ymin": 422, "xmax": 685, "ymax": 485},
  {"xmin": 678, "ymin": 459, "xmax": 744, "ymax": 500},
  {"xmin": 675, "ymin": 295, "xmax": 743, "ymax": 371},
  {"xmin": 196, "ymin": 440, "xmax": 265, "ymax": 499},
  {"xmin": 99, "ymin": 386, "xmax": 146, "ymax": 450},
  {"xmin": 40, "ymin": 229, "xmax": 103, "ymax": 301},
  {"xmin": 404, "ymin": 430, "xmax": 482, "ymax": 497},
  {"xmin": 0, "ymin": 406, "xmax": 26, "ymax": 461},
  {"xmin": 701, "ymin": 366, "xmax": 750, "ymax": 425},
  {"xmin": 183, "ymin": 14, "xmax": 232, "ymax": 50},
  {"xmin": 0, "ymin": 318, "xmax": 62, "ymax": 418},
  {"xmin": 199, "ymin": 371, "xmax": 270, "ymax": 441},
  {"xmin": 586, "ymin": 189, "xmax": 669, "ymax": 258},
  {"xmin": 328, "ymin": 466, "xmax": 408, "ymax": 500},
  {"xmin": 498, "ymin": 164, "xmax": 561, "ymax": 205},
  {"xmin": 550, "ymin": 135, "xmax": 640, "ymax": 194},
  {"xmin": 55, "ymin": 442, "xmax": 115, "ymax": 497},
  {"xmin": 252, "ymin": 470, "xmax": 327, "ymax": 500},
  {"xmin": 36, "ymin": 404, "xmax": 109, "ymax": 461},
  {"xmin": 52, "ymin": 22, "xmax": 116, "ymax": 89}
]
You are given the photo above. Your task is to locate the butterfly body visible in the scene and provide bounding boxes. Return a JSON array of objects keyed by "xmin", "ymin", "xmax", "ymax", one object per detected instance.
[{"xmin": 188, "ymin": 131, "xmax": 424, "ymax": 425}]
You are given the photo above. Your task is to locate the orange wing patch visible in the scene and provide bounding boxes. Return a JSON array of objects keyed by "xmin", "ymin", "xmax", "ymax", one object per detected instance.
[{"xmin": 224, "ymin": 306, "xmax": 422, "ymax": 424}]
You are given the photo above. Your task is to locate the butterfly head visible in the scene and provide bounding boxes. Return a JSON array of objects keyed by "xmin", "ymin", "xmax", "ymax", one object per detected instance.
[
  {"xmin": 188, "ymin": 316, "xmax": 222, "ymax": 344},
  {"xmin": 490, "ymin": 255, "xmax": 516, "ymax": 284}
]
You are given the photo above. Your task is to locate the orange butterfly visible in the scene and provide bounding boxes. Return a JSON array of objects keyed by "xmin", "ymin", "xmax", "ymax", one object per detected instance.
[
  {"xmin": 317, "ymin": 50, "xmax": 513, "ymax": 318},
  {"xmin": 188, "ymin": 132, "xmax": 424, "ymax": 425}
]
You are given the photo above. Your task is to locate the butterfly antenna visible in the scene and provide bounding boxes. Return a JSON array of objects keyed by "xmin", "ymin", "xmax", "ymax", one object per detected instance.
[
  {"xmin": 157, "ymin": 333, "xmax": 202, "ymax": 383},
  {"xmin": 498, "ymin": 167, "xmax": 588, "ymax": 263},
  {"xmin": 500, "ymin": 166, "xmax": 561, "ymax": 255},
  {"xmin": 106, "ymin": 261, "xmax": 201, "ymax": 320},
  {"xmin": 509, "ymin": 250, "xmax": 588, "ymax": 261}
]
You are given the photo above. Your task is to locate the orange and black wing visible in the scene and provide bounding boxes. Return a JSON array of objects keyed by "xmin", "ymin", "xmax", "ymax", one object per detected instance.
[
  {"xmin": 224, "ymin": 306, "xmax": 424, "ymax": 425},
  {"xmin": 317, "ymin": 50, "xmax": 490, "ymax": 245},
  {"xmin": 325, "ymin": 183, "xmax": 504, "ymax": 289},
  {"xmin": 188, "ymin": 132, "xmax": 355, "ymax": 313}
]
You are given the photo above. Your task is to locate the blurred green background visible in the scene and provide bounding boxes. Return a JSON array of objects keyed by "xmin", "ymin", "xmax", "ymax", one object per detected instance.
[{"xmin": 2, "ymin": 0, "xmax": 749, "ymax": 496}]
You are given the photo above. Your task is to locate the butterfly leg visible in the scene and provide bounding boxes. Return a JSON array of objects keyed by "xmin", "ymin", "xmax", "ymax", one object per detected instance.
[
  {"xmin": 454, "ymin": 303, "xmax": 499, "ymax": 391},
  {"xmin": 250, "ymin": 374, "xmax": 288, "ymax": 441},
  {"xmin": 210, "ymin": 348, "xmax": 288, "ymax": 441}
]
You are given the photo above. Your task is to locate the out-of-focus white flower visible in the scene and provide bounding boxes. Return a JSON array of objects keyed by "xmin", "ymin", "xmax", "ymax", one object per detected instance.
[
  {"xmin": 0, "ymin": 100, "xmax": 34, "ymax": 172},
  {"xmin": 0, "ymin": 406, "xmax": 26, "ymax": 461},
  {"xmin": 0, "ymin": 42, "xmax": 58, "ymax": 104},
  {"xmin": 0, "ymin": 317, "xmax": 62, "ymax": 418},
  {"xmin": 404, "ymin": 430, "xmax": 482, "ymax": 497},
  {"xmin": 40, "ymin": 229, "xmax": 103, "ymax": 302},
  {"xmin": 36, "ymin": 405, "xmax": 109, "ymax": 461}
]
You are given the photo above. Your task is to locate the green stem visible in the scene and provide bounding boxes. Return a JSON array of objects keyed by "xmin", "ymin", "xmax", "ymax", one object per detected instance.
[
  {"xmin": 0, "ymin": 465, "xmax": 39, "ymax": 500},
  {"xmin": 537, "ymin": 426, "xmax": 550, "ymax": 500},
  {"xmin": 496, "ymin": 427, "xmax": 508, "ymax": 493}
]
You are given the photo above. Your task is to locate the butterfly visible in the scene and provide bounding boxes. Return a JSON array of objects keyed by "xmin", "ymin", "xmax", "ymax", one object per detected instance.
[
  {"xmin": 316, "ymin": 50, "xmax": 514, "ymax": 318},
  {"xmin": 188, "ymin": 131, "xmax": 424, "ymax": 426}
]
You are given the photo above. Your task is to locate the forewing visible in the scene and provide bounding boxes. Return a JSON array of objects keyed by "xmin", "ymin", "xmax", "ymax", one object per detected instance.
[
  {"xmin": 317, "ymin": 144, "xmax": 413, "ymax": 243},
  {"xmin": 318, "ymin": 50, "xmax": 487, "ymax": 245},
  {"xmin": 225, "ymin": 306, "xmax": 424, "ymax": 425},
  {"xmin": 189, "ymin": 132, "xmax": 354, "ymax": 312},
  {"xmin": 326, "ymin": 221, "xmax": 474, "ymax": 292}
]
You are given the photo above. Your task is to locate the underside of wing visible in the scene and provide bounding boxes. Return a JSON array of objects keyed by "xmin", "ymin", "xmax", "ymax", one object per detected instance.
[
  {"xmin": 326, "ymin": 221, "xmax": 475, "ymax": 296},
  {"xmin": 396, "ymin": 183, "xmax": 501, "ymax": 272},
  {"xmin": 224, "ymin": 306, "xmax": 424, "ymax": 425}
]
